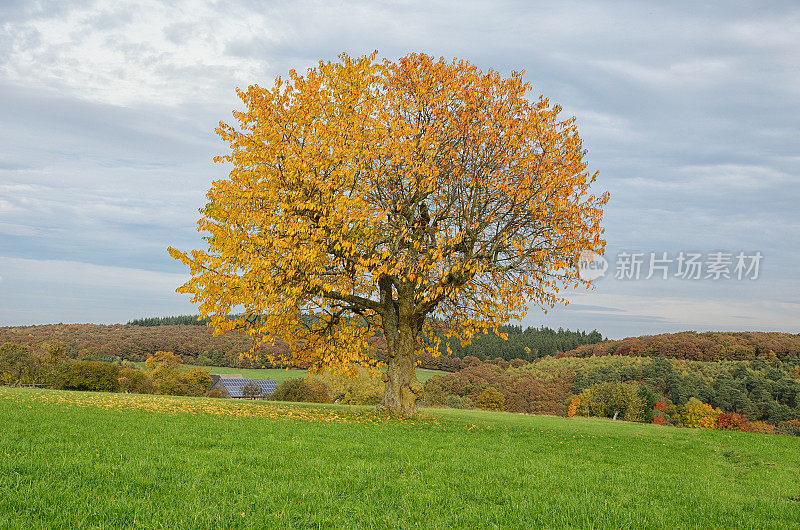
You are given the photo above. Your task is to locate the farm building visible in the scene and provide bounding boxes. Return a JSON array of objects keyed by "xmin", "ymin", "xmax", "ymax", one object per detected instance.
[{"xmin": 207, "ymin": 374, "xmax": 277, "ymax": 398}]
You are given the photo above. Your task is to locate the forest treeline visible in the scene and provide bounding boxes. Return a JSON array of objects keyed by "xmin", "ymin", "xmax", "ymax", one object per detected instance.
[
  {"xmin": 3, "ymin": 324, "xmax": 799, "ymax": 374},
  {"xmin": 439, "ymin": 325, "xmax": 604, "ymax": 361},
  {"xmin": 2, "ymin": 322, "xmax": 602, "ymax": 370},
  {"xmin": 3, "ymin": 323, "xmax": 800, "ymax": 435},
  {"xmin": 422, "ymin": 355, "xmax": 800, "ymax": 435},
  {"xmin": 128, "ymin": 315, "xmax": 211, "ymax": 326},
  {"xmin": 0, "ymin": 324, "xmax": 260, "ymax": 368},
  {"xmin": 128, "ymin": 316, "xmax": 604, "ymax": 362},
  {"xmin": 564, "ymin": 331, "xmax": 800, "ymax": 362}
]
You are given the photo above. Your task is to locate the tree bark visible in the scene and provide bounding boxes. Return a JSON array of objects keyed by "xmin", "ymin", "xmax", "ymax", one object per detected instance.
[
  {"xmin": 381, "ymin": 321, "xmax": 423, "ymax": 415},
  {"xmin": 378, "ymin": 277, "xmax": 423, "ymax": 415}
]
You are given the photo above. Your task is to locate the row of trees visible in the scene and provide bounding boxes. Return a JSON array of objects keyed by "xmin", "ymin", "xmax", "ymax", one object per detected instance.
[
  {"xmin": 266, "ymin": 367, "xmax": 386, "ymax": 406},
  {"xmin": 434, "ymin": 325, "xmax": 603, "ymax": 362},
  {"xmin": 1, "ymin": 339, "xmax": 387, "ymax": 406},
  {"xmin": 0, "ymin": 343, "xmax": 212, "ymax": 397},
  {"xmin": 128, "ymin": 315, "xmax": 211, "ymax": 326},
  {"xmin": 424, "ymin": 362, "xmax": 574, "ymax": 415},
  {"xmin": 126, "ymin": 318, "xmax": 605, "ymax": 363},
  {"xmin": 0, "ymin": 323, "xmax": 604, "ymax": 374},
  {"xmin": 565, "ymin": 331, "xmax": 800, "ymax": 361},
  {"xmin": 422, "ymin": 354, "xmax": 800, "ymax": 431},
  {"xmin": 568, "ymin": 384, "xmax": 799, "ymax": 435},
  {"xmin": 0, "ymin": 324, "xmax": 272, "ymax": 368}
]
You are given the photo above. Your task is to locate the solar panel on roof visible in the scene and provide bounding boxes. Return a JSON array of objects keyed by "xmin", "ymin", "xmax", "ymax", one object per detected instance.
[{"xmin": 217, "ymin": 377, "xmax": 278, "ymax": 398}]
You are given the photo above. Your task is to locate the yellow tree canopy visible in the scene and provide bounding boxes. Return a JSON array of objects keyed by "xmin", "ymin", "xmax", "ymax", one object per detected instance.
[{"xmin": 170, "ymin": 52, "xmax": 608, "ymax": 412}]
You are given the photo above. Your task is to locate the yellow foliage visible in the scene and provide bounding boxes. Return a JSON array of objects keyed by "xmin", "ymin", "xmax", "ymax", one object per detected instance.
[
  {"xmin": 681, "ymin": 398, "xmax": 721, "ymax": 430},
  {"xmin": 567, "ymin": 395, "xmax": 581, "ymax": 418},
  {"xmin": 323, "ymin": 365, "xmax": 384, "ymax": 405},
  {"xmin": 475, "ymin": 386, "xmax": 505, "ymax": 411}
]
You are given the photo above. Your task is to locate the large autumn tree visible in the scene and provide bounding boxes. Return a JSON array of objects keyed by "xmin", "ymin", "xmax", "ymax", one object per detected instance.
[{"xmin": 169, "ymin": 52, "xmax": 608, "ymax": 414}]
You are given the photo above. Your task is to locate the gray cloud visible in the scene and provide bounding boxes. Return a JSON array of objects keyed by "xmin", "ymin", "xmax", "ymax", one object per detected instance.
[{"xmin": 0, "ymin": 0, "xmax": 798, "ymax": 335}]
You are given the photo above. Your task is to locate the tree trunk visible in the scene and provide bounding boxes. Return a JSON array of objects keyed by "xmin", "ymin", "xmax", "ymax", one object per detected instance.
[
  {"xmin": 381, "ymin": 326, "xmax": 423, "ymax": 415},
  {"xmin": 378, "ymin": 278, "xmax": 423, "ymax": 415}
]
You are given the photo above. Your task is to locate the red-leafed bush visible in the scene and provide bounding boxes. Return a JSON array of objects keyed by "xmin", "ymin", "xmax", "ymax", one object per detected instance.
[{"xmin": 716, "ymin": 412, "xmax": 750, "ymax": 431}]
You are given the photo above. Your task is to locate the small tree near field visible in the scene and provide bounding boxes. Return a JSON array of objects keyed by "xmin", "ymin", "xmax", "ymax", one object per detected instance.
[{"xmin": 475, "ymin": 386, "xmax": 506, "ymax": 411}]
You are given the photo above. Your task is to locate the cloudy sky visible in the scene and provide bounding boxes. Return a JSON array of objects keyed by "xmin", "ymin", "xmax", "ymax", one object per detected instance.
[{"xmin": 1, "ymin": 0, "xmax": 798, "ymax": 338}]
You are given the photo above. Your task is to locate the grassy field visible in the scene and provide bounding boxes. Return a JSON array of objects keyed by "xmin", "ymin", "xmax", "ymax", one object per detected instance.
[
  {"xmin": 134, "ymin": 363, "xmax": 445, "ymax": 383},
  {"xmin": 2, "ymin": 387, "xmax": 799, "ymax": 528}
]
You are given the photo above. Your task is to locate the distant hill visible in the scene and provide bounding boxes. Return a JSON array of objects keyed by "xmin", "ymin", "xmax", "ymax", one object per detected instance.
[
  {"xmin": 127, "ymin": 316, "xmax": 604, "ymax": 363},
  {"xmin": 562, "ymin": 331, "xmax": 800, "ymax": 361},
  {"xmin": 0, "ymin": 321, "xmax": 604, "ymax": 372},
  {"xmin": 0, "ymin": 324, "xmax": 279, "ymax": 368}
]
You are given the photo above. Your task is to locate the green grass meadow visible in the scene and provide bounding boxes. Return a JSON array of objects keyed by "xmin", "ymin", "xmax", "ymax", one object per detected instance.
[{"xmin": 2, "ymin": 387, "xmax": 799, "ymax": 528}]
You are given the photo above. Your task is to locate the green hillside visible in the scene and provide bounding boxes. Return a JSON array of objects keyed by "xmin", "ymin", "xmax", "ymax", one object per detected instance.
[{"xmin": 2, "ymin": 387, "xmax": 799, "ymax": 528}]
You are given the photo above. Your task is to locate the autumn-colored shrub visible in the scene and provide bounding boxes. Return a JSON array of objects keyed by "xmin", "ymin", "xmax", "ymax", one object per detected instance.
[
  {"xmin": 779, "ymin": 419, "xmax": 800, "ymax": 436},
  {"xmin": 323, "ymin": 366, "xmax": 383, "ymax": 405},
  {"xmin": 652, "ymin": 402, "xmax": 681, "ymax": 426},
  {"xmin": 681, "ymin": 398, "xmax": 721, "ymax": 429},
  {"xmin": 61, "ymin": 361, "xmax": 121, "ymax": 392},
  {"xmin": 118, "ymin": 366, "xmax": 154, "ymax": 394},
  {"xmin": 143, "ymin": 351, "xmax": 212, "ymax": 396},
  {"xmin": 475, "ymin": 386, "xmax": 505, "ymax": 411},
  {"xmin": 748, "ymin": 421, "xmax": 776, "ymax": 434},
  {"xmin": 180, "ymin": 368, "xmax": 213, "ymax": 396},
  {"xmin": 716, "ymin": 412, "xmax": 749, "ymax": 431},
  {"xmin": 0, "ymin": 342, "xmax": 37, "ymax": 386},
  {"xmin": 567, "ymin": 396, "xmax": 580, "ymax": 418},
  {"xmin": 575, "ymin": 381, "xmax": 644, "ymax": 421},
  {"xmin": 445, "ymin": 394, "xmax": 473, "ymax": 409},
  {"xmin": 271, "ymin": 378, "xmax": 331, "ymax": 403},
  {"xmin": 463, "ymin": 356, "xmax": 482, "ymax": 368}
]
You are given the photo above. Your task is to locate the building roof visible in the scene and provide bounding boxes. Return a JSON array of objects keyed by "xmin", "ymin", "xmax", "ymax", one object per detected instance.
[{"xmin": 210, "ymin": 375, "xmax": 277, "ymax": 398}]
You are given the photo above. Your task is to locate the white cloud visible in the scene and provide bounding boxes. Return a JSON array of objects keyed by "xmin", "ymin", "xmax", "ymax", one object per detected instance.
[
  {"xmin": 0, "ymin": 222, "xmax": 40, "ymax": 236},
  {"xmin": 0, "ymin": 257, "xmax": 194, "ymax": 325},
  {"xmin": 0, "ymin": 256, "xmax": 188, "ymax": 292},
  {"xmin": 0, "ymin": 0, "xmax": 278, "ymax": 106}
]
